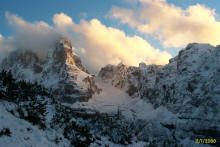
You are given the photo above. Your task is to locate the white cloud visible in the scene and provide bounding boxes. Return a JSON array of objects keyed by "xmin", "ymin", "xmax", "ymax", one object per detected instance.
[
  {"xmin": 53, "ymin": 13, "xmax": 74, "ymax": 26},
  {"xmin": 1, "ymin": 12, "xmax": 171, "ymax": 73},
  {"xmin": 110, "ymin": 0, "xmax": 220, "ymax": 48},
  {"xmin": 70, "ymin": 19, "xmax": 171, "ymax": 72},
  {"xmin": 4, "ymin": 12, "xmax": 61, "ymax": 60}
]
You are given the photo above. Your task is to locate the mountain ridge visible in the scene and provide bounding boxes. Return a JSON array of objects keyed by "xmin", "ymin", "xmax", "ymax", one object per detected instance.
[
  {"xmin": 1, "ymin": 39, "xmax": 220, "ymax": 146},
  {"xmin": 98, "ymin": 42, "xmax": 220, "ymax": 146}
]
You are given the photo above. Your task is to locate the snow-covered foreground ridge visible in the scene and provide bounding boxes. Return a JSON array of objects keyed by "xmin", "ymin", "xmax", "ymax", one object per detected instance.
[{"xmin": 0, "ymin": 40, "xmax": 220, "ymax": 146}]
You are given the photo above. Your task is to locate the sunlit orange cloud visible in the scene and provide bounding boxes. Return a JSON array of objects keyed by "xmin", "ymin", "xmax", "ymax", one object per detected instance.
[
  {"xmin": 110, "ymin": 0, "xmax": 220, "ymax": 48},
  {"xmin": 72, "ymin": 19, "xmax": 171, "ymax": 72},
  {"xmin": 1, "ymin": 12, "xmax": 172, "ymax": 73},
  {"xmin": 53, "ymin": 13, "xmax": 171, "ymax": 72}
]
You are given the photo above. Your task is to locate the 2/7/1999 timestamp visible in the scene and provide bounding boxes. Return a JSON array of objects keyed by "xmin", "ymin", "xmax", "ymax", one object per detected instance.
[{"xmin": 195, "ymin": 139, "xmax": 216, "ymax": 144}]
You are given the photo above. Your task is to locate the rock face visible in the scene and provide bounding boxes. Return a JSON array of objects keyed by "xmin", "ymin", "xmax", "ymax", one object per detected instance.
[
  {"xmin": 98, "ymin": 43, "xmax": 220, "ymax": 145},
  {"xmin": 1, "ymin": 37, "xmax": 101, "ymax": 103}
]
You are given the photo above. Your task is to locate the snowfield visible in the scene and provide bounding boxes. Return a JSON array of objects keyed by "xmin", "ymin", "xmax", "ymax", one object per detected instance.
[
  {"xmin": 73, "ymin": 78, "xmax": 176, "ymax": 122},
  {"xmin": 0, "ymin": 102, "xmax": 69, "ymax": 147}
]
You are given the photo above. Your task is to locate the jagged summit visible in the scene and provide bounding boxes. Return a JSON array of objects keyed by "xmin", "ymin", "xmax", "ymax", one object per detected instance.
[
  {"xmin": 59, "ymin": 36, "xmax": 72, "ymax": 49},
  {"xmin": 53, "ymin": 36, "xmax": 88, "ymax": 73},
  {"xmin": 52, "ymin": 36, "xmax": 75, "ymax": 65},
  {"xmin": 1, "ymin": 37, "xmax": 101, "ymax": 102}
]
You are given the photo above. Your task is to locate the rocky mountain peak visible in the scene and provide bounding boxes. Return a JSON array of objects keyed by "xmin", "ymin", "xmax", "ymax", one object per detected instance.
[
  {"xmin": 52, "ymin": 37, "xmax": 75, "ymax": 65},
  {"xmin": 50, "ymin": 37, "xmax": 88, "ymax": 73},
  {"xmin": 1, "ymin": 37, "xmax": 101, "ymax": 103},
  {"xmin": 60, "ymin": 36, "xmax": 72, "ymax": 49}
]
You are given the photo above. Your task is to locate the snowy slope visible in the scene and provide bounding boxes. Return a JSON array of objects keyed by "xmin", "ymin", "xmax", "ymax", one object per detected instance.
[
  {"xmin": 74, "ymin": 77, "xmax": 171, "ymax": 121},
  {"xmin": 70, "ymin": 76, "xmax": 211, "ymax": 147},
  {"xmin": 0, "ymin": 102, "xmax": 70, "ymax": 147}
]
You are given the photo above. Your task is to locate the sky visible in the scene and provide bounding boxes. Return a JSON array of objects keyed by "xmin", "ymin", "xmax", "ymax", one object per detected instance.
[{"xmin": 0, "ymin": 0, "xmax": 220, "ymax": 73}]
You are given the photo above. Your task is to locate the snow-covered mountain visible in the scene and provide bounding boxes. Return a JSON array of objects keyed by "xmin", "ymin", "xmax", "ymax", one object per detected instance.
[
  {"xmin": 1, "ymin": 37, "xmax": 101, "ymax": 103},
  {"xmin": 98, "ymin": 43, "xmax": 220, "ymax": 146},
  {"xmin": 0, "ymin": 41, "xmax": 220, "ymax": 146}
]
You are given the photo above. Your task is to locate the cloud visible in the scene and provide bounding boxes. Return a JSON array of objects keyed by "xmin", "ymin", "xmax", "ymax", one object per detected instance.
[
  {"xmin": 1, "ymin": 12, "xmax": 171, "ymax": 73},
  {"xmin": 53, "ymin": 13, "xmax": 74, "ymax": 26},
  {"xmin": 5, "ymin": 12, "xmax": 61, "ymax": 60},
  {"xmin": 110, "ymin": 0, "xmax": 220, "ymax": 48},
  {"xmin": 69, "ymin": 19, "xmax": 171, "ymax": 72}
]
